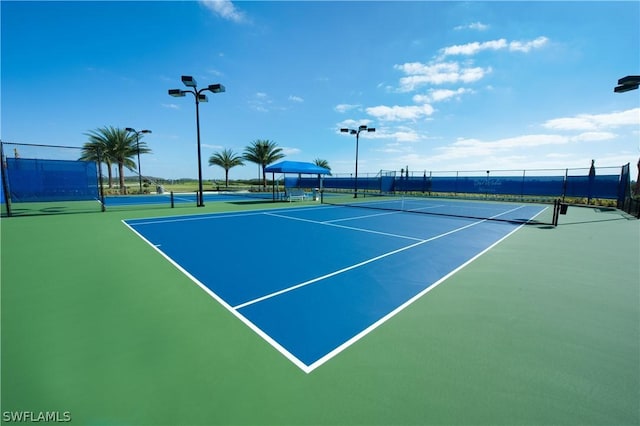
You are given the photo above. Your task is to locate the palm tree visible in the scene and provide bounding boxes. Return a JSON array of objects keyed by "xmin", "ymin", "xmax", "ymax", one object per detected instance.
[
  {"xmin": 80, "ymin": 139, "xmax": 114, "ymax": 189},
  {"xmin": 243, "ymin": 139, "xmax": 285, "ymax": 189},
  {"xmin": 209, "ymin": 148, "xmax": 244, "ymax": 187},
  {"xmin": 83, "ymin": 126, "xmax": 151, "ymax": 194},
  {"xmin": 314, "ymin": 158, "xmax": 331, "ymax": 171}
]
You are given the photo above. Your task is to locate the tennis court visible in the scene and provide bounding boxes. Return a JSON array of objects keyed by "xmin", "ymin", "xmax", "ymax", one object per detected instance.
[
  {"xmin": 125, "ymin": 199, "xmax": 548, "ymax": 372},
  {"xmin": 2, "ymin": 198, "xmax": 639, "ymax": 425}
]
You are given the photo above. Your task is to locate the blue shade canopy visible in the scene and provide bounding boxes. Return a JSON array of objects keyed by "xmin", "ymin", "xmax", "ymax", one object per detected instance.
[{"xmin": 265, "ymin": 161, "xmax": 331, "ymax": 175}]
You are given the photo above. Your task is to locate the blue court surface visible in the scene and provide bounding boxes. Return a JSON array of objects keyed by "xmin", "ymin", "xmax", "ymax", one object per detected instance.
[{"xmin": 124, "ymin": 201, "xmax": 547, "ymax": 372}]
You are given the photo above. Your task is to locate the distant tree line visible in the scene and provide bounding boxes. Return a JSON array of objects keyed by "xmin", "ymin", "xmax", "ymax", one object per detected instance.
[
  {"xmin": 80, "ymin": 127, "xmax": 330, "ymax": 193},
  {"xmin": 209, "ymin": 139, "xmax": 330, "ymax": 188}
]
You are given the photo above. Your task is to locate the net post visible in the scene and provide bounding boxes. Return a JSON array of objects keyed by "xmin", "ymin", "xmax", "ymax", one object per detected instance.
[{"xmin": 552, "ymin": 199, "xmax": 559, "ymax": 227}]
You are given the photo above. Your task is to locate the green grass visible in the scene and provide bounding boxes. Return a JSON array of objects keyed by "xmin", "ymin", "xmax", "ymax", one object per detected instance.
[{"xmin": 1, "ymin": 202, "xmax": 639, "ymax": 425}]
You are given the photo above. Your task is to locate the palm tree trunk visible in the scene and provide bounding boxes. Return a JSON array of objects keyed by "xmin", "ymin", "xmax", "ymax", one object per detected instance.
[
  {"xmin": 118, "ymin": 162, "xmax": 126, "ymax": 194},
  {"xmin": 225, "ymin": 169, "xmax": 229, "ymax": 187},
  {"xmin": 262, "ymin": 165, "xmax": 267, "ymax": 189},
  {"xmin": 106, "ymin": 161, "xmax": 114, "ymax": 188}
]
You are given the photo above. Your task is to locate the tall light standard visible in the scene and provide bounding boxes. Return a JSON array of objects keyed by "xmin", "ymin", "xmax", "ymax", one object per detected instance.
[
  {"xmin": 125, "ymin": 128, "xmax": 152, "ymax": 194},
  {"xmin": 614, "ymin": 75, "xmax": 640, "ymax": 197},
  {"xmin": 168, "ymin": 75, "xmax": 225, "ymax": 207},
  {"xmin": 340, "ymin": 125, "xmax": 375, "ymax": 197}
]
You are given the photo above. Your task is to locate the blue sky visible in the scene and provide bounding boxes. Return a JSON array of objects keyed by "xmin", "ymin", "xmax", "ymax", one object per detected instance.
[{"xmin": 2, "ymin": 1, "xmax": 639, "ymax": 181}]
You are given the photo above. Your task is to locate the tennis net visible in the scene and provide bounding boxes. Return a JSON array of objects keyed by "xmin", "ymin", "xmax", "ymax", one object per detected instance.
[{"xmin": 320, "ymin": 190, "xmax": 555, "ymax": 225}]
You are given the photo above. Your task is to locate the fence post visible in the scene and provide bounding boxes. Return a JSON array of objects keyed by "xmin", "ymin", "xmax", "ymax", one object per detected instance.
[{"xmin": 0, "ymin": 140, "xmax": 12, "ymax": 217}]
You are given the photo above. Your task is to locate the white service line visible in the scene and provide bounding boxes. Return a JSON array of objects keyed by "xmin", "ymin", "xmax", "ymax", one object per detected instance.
[
  {"xmin": 262, "ymin": 211, "xmax": 424, "ymax": 241},
  {"xmin": 323, "ymin": 210, "xmax": 404, "ymax": 223},
  {"xmin": 127, "ymin": 205, "xmax": 335, "ymax": 226}
]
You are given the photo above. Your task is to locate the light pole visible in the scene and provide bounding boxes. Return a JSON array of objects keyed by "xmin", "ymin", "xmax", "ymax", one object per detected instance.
[
  {"xmin": 614, "ymin": 75, "xmax": 640, "ymax": 197},
  {"xmin": 169, "ymin": 75, "xmax": 225, "ymax": 207},
  {"xmin": 125, "ymin": 128, "xmax": 151, "ymax": 194},
  {"xmin": 340, "ymin": 125, "xmax": 375, "ymax": 197}
]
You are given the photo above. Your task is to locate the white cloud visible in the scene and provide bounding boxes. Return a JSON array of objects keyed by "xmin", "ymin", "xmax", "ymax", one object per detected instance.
[
  {"xmin": 378, "ymin": 146, "xmax": 405, "ymax": 154},
  {"xmin": 454, "ymin": 22, "xmax": 489, "ymax": 31},
  {"xmin": 282, "ymin": 147, "xmax": 301, "ymax": 156},
  {"xmin": 434, "ymin": 134, "xmax": 570, "ymax": 159},
  {"xmin": 571, "ymin": 132, "xmax": 617, "ymax": 142},
  {"xmin": 441, "ymin": 39, "xmax": 507, "ymax": 56},
  {"xmin": 288, "ymin": 95, "xmax": 304, "ymax": 103},
  {"xmin": 162, "ymin": 103, "xmax": 180, "ymax": 110},
  {"xmin": 441, "ymin": 36, "xmax": 548, "ymax": 56},
  {"xmin": 366, "ymin": 104, "xmax": 435, "ymax": 122},
  {"xmin": 335, "ymin": 104, "xmax": 361, "ymax": 113},
  {"xmin": 336, "ymin": 119, "xmax": 373, "ymax": 130},
  {"xmin": 199, "ymin": 0, "xmax": 246, "ymax": 23},
  {"xmin": 248, "ymin": 92, "xmax": 273, "ymax": 112},
  {"xmin": 509, "ymin": 36, "xmax": 549, "ymax": 52},
  {"xmin": 543, "ymin": 108, "xmax": 640, "ymax": 131},
  {"xmin": 370, "ymin": 127, "xmax": 424, "ymax": 143},
  {"xmin": 207, "ymin": 68, "xmax": 224, "ymax": 77},
  {"xmin": 413, "ymin": 88, "xmax": 473, "ymax": 103},
  {"xmin": 395, "ymin": 61, "xmax": 489, "ymax": 91},
  {"xmin": 202, "ymin": 143, "xmax": 224, "ymax": 150},
  {"xmin": 391, "ymin": 36, "xmax": 547, "ymax": 94},
  {"xmin": 393, "ymin": 130, "xmax": 423, "ymax": 142}
]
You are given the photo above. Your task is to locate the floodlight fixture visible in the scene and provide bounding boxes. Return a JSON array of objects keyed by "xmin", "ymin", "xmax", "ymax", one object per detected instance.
[
  {"xmin": 367, "ymin": 127, "xmax": 376, "ymax": 132},
  {"xmin": 340, "ymin": 128, "xmax": 349, "ymax": 133},
  {"xmin": 208, "ymin": 84, "xmax": 226, "ymax": 93},
  {"xmin": 198, "ymin": 94, "xmax": 208, "ymax": 102},
  {"xmin": 614, "ymin": 83, "xmax": 639, "ymax": 93},
  {"xmin": 614, "ymin": 75, "xmax": 640, "ymax": 93},
  {"xmin": 168, "ymin": 89, "xmax": 185, "ymax": 97},
  {"xmin": 182, "ymin": 75, "xmax": 197, "ymax": 88},
  {"xmin": 618, "ymin": 75, "xmax": 640, "ymax": 86}
]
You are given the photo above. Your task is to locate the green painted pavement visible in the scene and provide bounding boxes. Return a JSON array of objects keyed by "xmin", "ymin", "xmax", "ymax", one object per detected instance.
[{"xmin": 1, "ymin": 203, "xmax": 638, "ymax": 425}]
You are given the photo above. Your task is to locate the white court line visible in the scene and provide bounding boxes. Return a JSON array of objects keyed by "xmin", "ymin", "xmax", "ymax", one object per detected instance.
[
  {"xmin": 324, "ymin": 210, "xmax": 404, "ymax": 223},
  {"xmin": 172, "ymin": 196, "xmax": 197, "ymax": 203},
  {"xmin": 129, "ymin": 210, "xmax": 262, "ymax": 226},
  {"xmin": 262, "ymin": 211, "xmax": 424, "ymax": 242},
  {"xmin": 324, "ymin": 204, "xmax": 447, "ymax": 222},
  {"xmin": 233, "ymin": 238, "xmax": 427, "ymax": 310},
  {"xmin": 233, "ymin": 204, "xmax": 528, "ymax": 311},
  {"xmin": 127, "ymin": 205, "xmax": 336, "ymax": 226}
]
